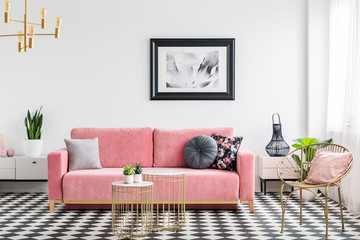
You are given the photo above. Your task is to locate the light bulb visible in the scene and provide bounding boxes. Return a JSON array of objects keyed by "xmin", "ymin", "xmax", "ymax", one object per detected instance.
[
  {"xmin": 40, "ymin": 8, "xmax": 46, "ymax": 18},
  {"xmin": 4, "ymin": 1, "xmax": 10, "ymax": 11},
  {"xmin": 28, "ymin": 27, "xmax": 35, "ymax": 48},
  {"xmin": 18, "ymin": 31, "xmax": 23, "ymax": 41},
  {"xmin": 18, "ymin": 31, "xmax": 23, "ymax": 52},
  {"xmin": 40, "ymin": 8, "xmax": 47, "ymax": 28},
  {"xmin": 55, "ymin": 17, "xmax": 62, "ymax": 27},
  {"xmin": 29, "ymin": 27, "xmax": 35, "ymax": 37}
]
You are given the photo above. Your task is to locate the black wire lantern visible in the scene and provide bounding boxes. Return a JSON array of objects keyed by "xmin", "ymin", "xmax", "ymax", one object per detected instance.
[{"xmin": 265, "ymin": 113, "xmax": 290, "ymax": 157}]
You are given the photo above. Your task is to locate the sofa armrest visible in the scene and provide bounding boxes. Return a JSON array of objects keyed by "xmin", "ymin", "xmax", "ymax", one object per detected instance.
[
  {"xmin": 47, "ymin": 149, "xmax": 68, "ymax": 200},
  {"xmin": 236, "ymin": 148, "xmax": 255, "ymax": 201}
]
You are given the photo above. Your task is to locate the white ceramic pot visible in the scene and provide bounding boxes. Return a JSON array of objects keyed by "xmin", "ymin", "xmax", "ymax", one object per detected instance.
[
  {"xmin": 134, "ymin": 174, "xmax": 142, "ymax": 183},
  {"xmin": 124, "ymin": 175, "xmax": 134, "ymax": 184},
  {"xmin": 297, "ymin": 188, "xmax": 318, "ymax": 201},
  {"xmin": 23, "ymin": 139, "xmax": 43, "ymax": 157}
]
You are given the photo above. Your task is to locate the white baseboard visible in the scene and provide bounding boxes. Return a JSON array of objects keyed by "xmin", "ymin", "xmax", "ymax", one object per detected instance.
[{"xmin": 0, "ymin": 182, "xmax": 48, "ymax": 193}]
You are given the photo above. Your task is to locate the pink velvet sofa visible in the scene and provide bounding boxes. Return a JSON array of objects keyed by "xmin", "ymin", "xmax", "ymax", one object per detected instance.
[{"xmin": 48, "ymin": 127, "xmax": 255, "ymax": 213}]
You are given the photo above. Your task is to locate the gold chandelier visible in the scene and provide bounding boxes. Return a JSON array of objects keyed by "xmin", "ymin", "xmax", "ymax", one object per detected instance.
[{"xmin": 1, "ymin": 0, "xmax": 62, "ymax": 52}]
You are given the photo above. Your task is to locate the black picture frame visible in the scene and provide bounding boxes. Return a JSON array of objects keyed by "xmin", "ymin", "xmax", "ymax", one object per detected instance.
[{"xmin": 150, "ymin": 38, "xmax": 235, "ymax": 100}]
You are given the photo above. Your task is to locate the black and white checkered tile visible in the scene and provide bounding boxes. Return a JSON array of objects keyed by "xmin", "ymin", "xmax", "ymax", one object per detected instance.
[{"xmin": 0, "ymin": 192, "xmax": 359, "ymax": 239}]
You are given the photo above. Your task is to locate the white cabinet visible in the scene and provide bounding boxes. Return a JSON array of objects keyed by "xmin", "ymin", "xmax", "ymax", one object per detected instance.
[
  {"xmin": 0, "ymin": 157, "xmax": 15, "ymax": 179},
  {"xmin": 0, "ymin": 156, "xmax": 47, "ymax": 180},
  {"xmin": 258, "ymin": 155, "xmax": 296, "ymax": 195},
  {"xmin": 258, "ymin": 156, "xmax": 283, "ymax": 179}
]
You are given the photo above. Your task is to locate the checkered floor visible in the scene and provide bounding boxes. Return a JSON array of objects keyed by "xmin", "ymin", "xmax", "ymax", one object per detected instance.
[{"xmin": 0, "ymin": 193, "xmax": 359, "ymax": 240}]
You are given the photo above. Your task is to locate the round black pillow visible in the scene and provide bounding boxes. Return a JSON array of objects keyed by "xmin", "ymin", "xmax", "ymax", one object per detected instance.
[{"xmin": 184, "ymin": 135, "xmax": 218, "ymax": 169}]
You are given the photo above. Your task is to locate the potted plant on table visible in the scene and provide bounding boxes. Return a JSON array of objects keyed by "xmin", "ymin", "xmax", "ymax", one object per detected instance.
[
  {"xmin": 134, "ymin": 163, "xmax": 143, "ymax": 183},
  {"xmin": 291, "ymin": 137, "xmax": 332, "ymax": 201},
  {"xmin": 23, "ymin": 106, "xmax": 43, "ymax": 157},
  {"xmin": 123, "ymin": 165, "xmax": 135, "ymax": 184}
]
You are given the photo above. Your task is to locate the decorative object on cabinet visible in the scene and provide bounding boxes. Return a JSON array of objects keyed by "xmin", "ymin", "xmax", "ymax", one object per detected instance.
[
  {"xmin": 278, "ymin": 143, "xmax": 353, "ymax": 238},
  {"xmin": 0, "ymin": 149, "xmax": 7, "ymax": 157},
  {"xmin": 0, "ymin": 0, "xmax": 62, "ymax": 52},
  {"xmin": 23, "ymin": 106, "xmax": 43, "ymax": 157},
  {"xmin": 0, "ymin": 156, "xmax": 47, "ymax": 180},
  {"xmin": 150, "ymin": 38, "xmax": 235, "ymax": 100},
  {"xmin": 6, "ymin": 148, "xmax": 15, "ymax": 157},
  {"xmin": 265, "ymin": 113, "xmax": 290, "ymax": 157},
  {"xmin": 0, "ymin": 134, "xmax": 4, "ymax": 149}
]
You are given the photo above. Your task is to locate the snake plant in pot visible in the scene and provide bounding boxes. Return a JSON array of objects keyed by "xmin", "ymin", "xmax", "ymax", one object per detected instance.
[
  {"xmin": 23, "ymin": 106, "xmax": 43, "ymax": 157},
  {"xmin": 123, "ymin": 165, "xmax": 135, "ymax": 184}
]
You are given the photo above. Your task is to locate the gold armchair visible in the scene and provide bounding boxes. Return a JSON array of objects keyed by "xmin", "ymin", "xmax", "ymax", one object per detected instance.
[{"xmin": 277, "ymin": 143, "xmax": 353, "ymax": 238}]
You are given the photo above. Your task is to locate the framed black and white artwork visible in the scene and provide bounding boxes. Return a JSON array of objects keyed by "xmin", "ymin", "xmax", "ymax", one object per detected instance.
[{"xmin": 150, "ymin": 38, "xmax": 235, "ymax": 100}]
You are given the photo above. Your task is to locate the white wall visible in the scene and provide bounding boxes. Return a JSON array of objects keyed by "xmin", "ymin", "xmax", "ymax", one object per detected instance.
[
  {"xmin": 308, "ymin": 0, "xmax": 329, "ymax": 138},
  {"xmin": 0, "ymin": 0, "xmax": 307, "ymax": 191}
]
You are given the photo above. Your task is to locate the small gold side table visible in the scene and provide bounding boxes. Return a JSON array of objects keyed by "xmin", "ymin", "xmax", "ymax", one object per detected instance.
[
  {"xmin": 112, "ymin": 181, "xmax": 153, "ymax": 239},
  {"xmin": 143, "ymin": 170, "xmax": 186, "ymax": 231}
]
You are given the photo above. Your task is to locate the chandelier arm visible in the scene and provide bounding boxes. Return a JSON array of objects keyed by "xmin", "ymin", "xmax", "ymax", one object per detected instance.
[
  {"xmin": 0, "ymin": 34, "xmax": 20, "ymax": 37},
  {"xmin": 28, "ymin": 22, "xmax": 41, "ymax": 26},
  {"xmin": 35, "ymin": 33, "xmax": 55, "ymax": 36},
  {"xmin": 10, "ymin": 19, "xmax": 24, "ymax": 23}
]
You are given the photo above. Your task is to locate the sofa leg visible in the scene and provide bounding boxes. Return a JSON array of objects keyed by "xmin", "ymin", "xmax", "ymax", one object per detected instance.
[
  {"xmin": 49, "ymin": 200, "xmax": 55, "ymax": 213},
  {"xmin": 249, "ymin": 200, "xmax": 254, "ymax": 213}
]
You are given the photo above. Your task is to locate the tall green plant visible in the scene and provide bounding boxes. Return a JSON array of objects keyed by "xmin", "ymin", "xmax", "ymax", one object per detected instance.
[
  {"xmin": 24, "ymin": 106, "xmax": 43, "ymax": 140},
  {"xmin": 291, "ymin": 137, "xmax": 332, "ymax": 180}
]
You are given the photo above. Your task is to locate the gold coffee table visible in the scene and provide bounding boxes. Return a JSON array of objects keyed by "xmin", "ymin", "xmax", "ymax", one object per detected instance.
[
  {"xmin": 112, "ymin": 181, "xmax": 153, "ymax": 239},
  {"xmin": 143, "ymin": 170, "xmax": 186, "ymax": 231}
]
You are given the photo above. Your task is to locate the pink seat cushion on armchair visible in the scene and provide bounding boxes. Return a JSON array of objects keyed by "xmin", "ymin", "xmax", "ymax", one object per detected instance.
[
  {"xmin": 71, "ymin": 128, "xmax": 153, "ymax": 168},
  {"xmin": 153, "ymin": 128, "xmax": 234, "ymax": 167},
  {"xmin": 62, "ymin": 167, "xmax": 239, "ymax": 202},
  {"xmin": 304, "ymin": 151, "xmax": 353, "ymax": 186}
]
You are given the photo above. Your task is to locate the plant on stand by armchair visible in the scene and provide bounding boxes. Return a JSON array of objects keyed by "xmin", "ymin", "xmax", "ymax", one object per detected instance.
[
  {"xmin": 134, "ymin": 163, "xmax": 143, "ymax": 183},
  {"xmin": 291, "ymin": 137, "xmax": 333, "ymax": 201},
  {"xmin": 123, "ymin": 165, "xmax": 135, "ymax": 184},
  {"xmin": 23, "ymin": 106, "xmax": 43, "ymax": 157}
]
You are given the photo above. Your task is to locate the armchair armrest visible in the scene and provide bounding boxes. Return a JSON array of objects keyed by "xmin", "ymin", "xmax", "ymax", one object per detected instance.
[
  {"xmin": 47, "ymin": 149, "xmax": 68, "ymax": 200},
  {"xmin": 236, "ymin": 148, "xmax": 255, "ymax": 201}
]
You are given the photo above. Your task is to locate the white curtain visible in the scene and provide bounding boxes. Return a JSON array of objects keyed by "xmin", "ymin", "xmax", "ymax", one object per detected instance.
[{"xmin": 327, "ymin": 0, "xmax": 360, "ymax": 215}]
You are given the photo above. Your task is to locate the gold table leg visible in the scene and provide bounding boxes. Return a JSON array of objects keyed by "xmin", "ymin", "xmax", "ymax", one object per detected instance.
[
  {"xmin": 144, "ymin": 173, "xmax": 186, "ymax": 231},
  {"xmin": 112, "ymin": 184, "xmax": 153, "ymax": 238}
]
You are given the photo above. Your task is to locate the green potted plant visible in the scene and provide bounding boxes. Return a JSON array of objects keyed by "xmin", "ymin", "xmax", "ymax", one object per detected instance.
[
  {"xmin": 134, "ymin": 163, "xmax": 143, "ymax": 183},
  {"xmin": 123, "ymin": 165, "xmax": 135, "ymax": 184},
  {"xmin": 23, "ymin": 106, "xmax": 43, "ymax": 157},
  {"xmin": 291, "ymin": 137, "xmax": 332, "ymax": 201}
]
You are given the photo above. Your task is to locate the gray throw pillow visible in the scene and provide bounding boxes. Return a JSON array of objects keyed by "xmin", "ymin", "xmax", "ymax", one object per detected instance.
[
  {"xmin": 64, "ymin": 138, "xmax": 102, "ymax": 171},
  {"xmin": 184, "ymin": 135, "xmax": 218, "ymax": 169}
]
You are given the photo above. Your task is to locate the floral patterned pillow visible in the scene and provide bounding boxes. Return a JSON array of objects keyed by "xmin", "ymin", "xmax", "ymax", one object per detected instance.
[{"xmin": 211, "ymin": 134, "xmax": 243, "ymax": 171}]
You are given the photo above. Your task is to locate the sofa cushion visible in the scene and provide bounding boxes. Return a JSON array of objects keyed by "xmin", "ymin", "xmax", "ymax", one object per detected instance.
[
  {"xmin": 211, "ymin": 134, "xmax": 243, "ymax": 171},
  {"xmin": 71, "ymin": 128, "xmax": 153, "ymax": 168},
  {"xmin": 62, "ymin": 167, "xmax": 239, "ymax": 202},
  {"xmin": 65, "ymin": 138, "xmax": 102, "ymax": 171},
  {"xmin": 153, "ymin": 128, "xmax": 234, "ymax": 167},
  {"xmin": 63, "ymin": 168, "xmax": 123, "ymax": 201},
  {"xmin": 184, "ymin": 135, "xmax": 217, "ymax": 169}
]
